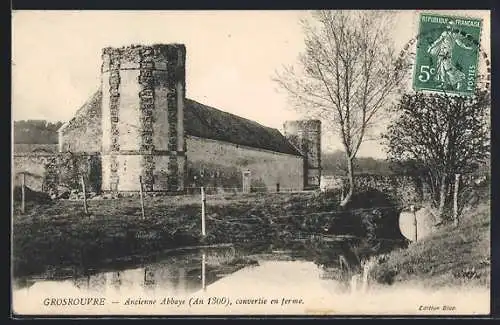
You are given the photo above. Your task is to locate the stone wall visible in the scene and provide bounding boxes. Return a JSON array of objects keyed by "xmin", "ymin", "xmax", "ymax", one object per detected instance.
[
  {"xmin": 320, "ymin": 174, "xmax": 424, "ymax": 207},
  {"xmin": 320, "ymin": 175, "xmax": 344, "ymax": 192},
  {"xmin": 13, "ymin": 153, "xmax": 102, "ymax": 196},
  {"xmin": 355, "ymin": 174, "xmax": 423, "ymax": 207},
  {"xmin": 12, "ymin": 153, "xmax": 55, "ymax": 192},
  {"xmin": 13, "ymin": 144, "xmax": 59, "ymax": 154},
  {"xmin": 185, "ymin": 135, "xmax": 304, "ymax": 193}
]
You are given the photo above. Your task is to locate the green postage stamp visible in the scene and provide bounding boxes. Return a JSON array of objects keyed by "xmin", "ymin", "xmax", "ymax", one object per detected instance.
[{"xmin": 413, "ymin": 13, "xmax": 482, "ymax": 96}]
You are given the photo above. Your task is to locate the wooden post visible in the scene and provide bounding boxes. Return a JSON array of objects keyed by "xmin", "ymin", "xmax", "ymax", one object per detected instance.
[
  {"xmin": 21, "ymin": 173, "xmax": 26, "ymax": 214},
  {"xmin": 201, "ymin": 253, "xmax": 206, "ymax": 291},
  {"xmin": 242, "ymin": 170, "xmax": 251, "ymax": 193},
  {"xmin": 201, "ymin": 186, "xmax": 206, "ymax": 237},
  {"xmin": 139, "ymin": 176, "xmax": 145, "ymax": 220},
  {"xmin": 80, "ymin": 175, "xmax": 88, "ymax": 214},
  {"xmin": 411, "ymin": 205, "xmax": 417, "ymax": 242},
  {"xmin": 454, "ymin": 174, "xmax": 461, "ymax": 227}
]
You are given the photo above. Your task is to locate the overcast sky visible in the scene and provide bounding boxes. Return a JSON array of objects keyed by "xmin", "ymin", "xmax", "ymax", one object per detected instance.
[{"xmin": 12, "ymin": 10, "xmax": 490, "ymax": 158}]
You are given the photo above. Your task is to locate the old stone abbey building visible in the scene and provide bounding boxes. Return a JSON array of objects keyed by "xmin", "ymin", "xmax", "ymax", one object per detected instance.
[{"xmin": 56, "ymin": 44, "xmax": 321, "ymax": 193}]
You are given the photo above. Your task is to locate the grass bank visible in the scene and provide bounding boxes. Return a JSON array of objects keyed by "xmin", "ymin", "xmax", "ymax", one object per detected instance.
[
  {"xmin": 371, "ymin": 203, "xmax": 490, "ymax": 288},
  {"xmin": 13, "ymin": 189, "xmax": 407, "ymax": 279}
]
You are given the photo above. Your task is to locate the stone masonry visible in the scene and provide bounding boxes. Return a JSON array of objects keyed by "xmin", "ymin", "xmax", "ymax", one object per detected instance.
[
  {"xmin": 101, "ymin": 44, "xmax": 186, "ymax": 192},
  {"xmin": 283, "ymin": 120, "xmax": 322, "ymax": 190}
]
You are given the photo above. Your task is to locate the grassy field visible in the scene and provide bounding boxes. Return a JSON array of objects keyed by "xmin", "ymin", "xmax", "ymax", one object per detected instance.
[
  {"xmin": 371, "ymin": 202, "xmax": 490, "ymax": 288},
  {"xmin": 12, "ymin": 191, "xmax": 353, "ymax": 278}
]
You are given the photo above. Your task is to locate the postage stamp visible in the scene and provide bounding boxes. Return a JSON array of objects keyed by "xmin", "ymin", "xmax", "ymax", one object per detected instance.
[{"xmin": 413, "ymin": 13, "xmax": 483, "ymax": 96}]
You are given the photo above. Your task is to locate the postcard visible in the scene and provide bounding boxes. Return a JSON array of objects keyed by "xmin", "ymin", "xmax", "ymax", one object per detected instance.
[{"xmin": 11, "ymin": 9, "xmax": 491, "ymax": 316}]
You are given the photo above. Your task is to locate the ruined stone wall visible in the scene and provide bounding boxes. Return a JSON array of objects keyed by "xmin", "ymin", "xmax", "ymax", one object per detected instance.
[
  {"xmin": 354, "ymin": 174, "xmax": 424, "ymax": 207},
  {"xmin": 185, "ymin": 135, "xmax": 304, "ymax": 193},
  {"xmin": 12, "ymin": 153, "xmax": 54, "ymax": 192},
  {"xmin": 283, "ymin": 120, "xmax": 321, "ymax": 189},
  {"xmin": 13, "ymin": 144, "xmax": 59, "ymax": 154},
  {"xmin": 12, "ymin": 153, "xmax": 102, "ymax": 195},
  {"xmin": 101, "ymin": 44, "xmax": 186, "ymax": 192},
  {"xmin": 320, "ymin": 174, "xmax": 424, "ymax": 207}
]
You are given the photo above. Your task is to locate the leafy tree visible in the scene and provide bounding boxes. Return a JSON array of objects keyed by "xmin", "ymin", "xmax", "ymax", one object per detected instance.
[
  {"xmin": 383, "ymin": 90, "xmax": 490, "ymax": 218},
  {"xmin": 274, "ymin": 10, "xmax": 407, "ymax": 206}
]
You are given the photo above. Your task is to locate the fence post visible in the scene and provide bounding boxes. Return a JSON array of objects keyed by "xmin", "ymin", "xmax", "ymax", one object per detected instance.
[
  {"xmin": 21, "ymin": 173, "xmax": 26, "ymax": 214},
  {"xmin": 454, "ymin": 174, "xmax": 461, "ymax": 227},
  {"xmin": 201, "ymin": 186, "xmax": 206, "ymax": 237},
  {"xmin": 139, "ymin": 176, "xmax": 145, "ymax": 220},
  {"xmin": 410, "ymin": 205, "xmax": 417, "ymax": 242},
  {"xmin": 80, "ymin": 175, "xmax": 89, "ymax": 214}
]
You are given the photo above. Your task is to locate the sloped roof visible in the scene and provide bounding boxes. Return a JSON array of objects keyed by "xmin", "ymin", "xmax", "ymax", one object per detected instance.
[
  {"xmin": 58, "ymin": 89, "xmax": 102, "ymax": 133},
  {"xmin": 184, "ymin": 99, "xmax": 301, "ymax": 156},
  {"xmin": 60, "ymin": 90, "xmax": 301, "ymax": 156}
]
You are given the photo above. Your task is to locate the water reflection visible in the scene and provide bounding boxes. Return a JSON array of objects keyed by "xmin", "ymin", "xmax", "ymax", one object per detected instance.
[
  {"xmin": 201, "ymin": 253, "xmax": 206, "ymax": 291},
  {"xmin": 13, "ymin": 246, "xmax": 251, "ymax": 296},
  {"xmin": 12, "ymin": 240, "xmax": 490, "ymax": 315},
  {"xmin": 13, "ymin": 240, "xmax": 371, "ymax": 299}
]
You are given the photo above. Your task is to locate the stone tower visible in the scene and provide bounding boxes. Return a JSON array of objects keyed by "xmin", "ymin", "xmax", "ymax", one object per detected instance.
[
  {"xmin": 283, "ymin": 120, "xmax": 321, "ymax": 190},
  {"xmin": 101, "ymin": 44, "xmax": 186, "ymax": 192}
]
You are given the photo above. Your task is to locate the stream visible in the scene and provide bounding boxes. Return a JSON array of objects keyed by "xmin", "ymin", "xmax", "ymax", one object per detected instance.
[{"xmin": 12, "ymin": 244, "xmax": 489, "ymax": 315}]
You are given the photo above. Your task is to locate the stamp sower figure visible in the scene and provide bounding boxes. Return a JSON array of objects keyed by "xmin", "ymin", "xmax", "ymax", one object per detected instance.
[{"xmin": 427, "ymin": 22, "xmax": 473, "ymax": 91}]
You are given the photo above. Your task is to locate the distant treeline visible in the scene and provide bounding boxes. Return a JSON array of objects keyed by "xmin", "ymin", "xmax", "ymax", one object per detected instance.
[
  {"xmin": 322, "ymin": 150, "xmax": 489, "ymax": 176},
  {"xmin": 14, "ymin": 120, "xmax": 63, "ymax": 144},
  {"xmin": 321, "ymin": 150, "xmax": 490, "ymax": 175},
  {"xmin": 321, "ymin": 150, "xmax": 394, "ymax": 176}
]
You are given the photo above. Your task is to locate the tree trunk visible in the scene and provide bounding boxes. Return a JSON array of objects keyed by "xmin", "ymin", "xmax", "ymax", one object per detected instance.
[
  {"xmin": 437, "ymin": 173, "xmax": 448, "ymax": 222},
  {"xmin": 340, "ymin": 156, "xmax": 354, "ymax": 207}
]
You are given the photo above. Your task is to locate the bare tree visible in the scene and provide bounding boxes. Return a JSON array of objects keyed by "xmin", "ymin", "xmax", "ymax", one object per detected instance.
[{"xmin": 274, "ymin": 10, "xmax": 407, "ymax": 207}]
